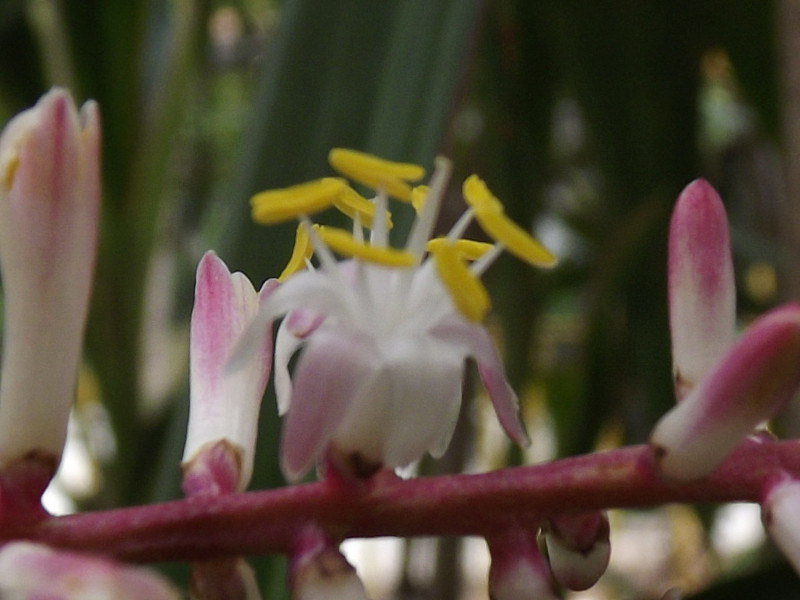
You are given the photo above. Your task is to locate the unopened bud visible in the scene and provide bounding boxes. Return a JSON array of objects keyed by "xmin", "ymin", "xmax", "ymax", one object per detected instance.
[
  {"xmin": 290, "ymin": 529, "xmax": 370, "ymax": 600},
  {"xmin": 487, "ymin": 529, "xmax": 560, "ymax": 600},
  {"xmin": 651, "ymin": 303, "xmax": 800, "ymax": 481},
  {"xmin": 543, "ymin": 512, "xmax": 610, "ymax": 591},
  {"xmin": 668, "ymin": 179, "xmax": 735, "ymax": 401}
]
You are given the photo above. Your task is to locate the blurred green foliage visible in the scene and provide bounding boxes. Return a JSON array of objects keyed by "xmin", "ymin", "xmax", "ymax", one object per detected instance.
[{"xmin": 0, "ymin": 0, "xmax": 794, "ymax": 597}]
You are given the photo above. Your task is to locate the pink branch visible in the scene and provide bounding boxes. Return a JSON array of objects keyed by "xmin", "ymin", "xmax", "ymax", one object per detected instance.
[{"xmin": 5, "ymin": 440, "xmax": 798, "ymax": 563}]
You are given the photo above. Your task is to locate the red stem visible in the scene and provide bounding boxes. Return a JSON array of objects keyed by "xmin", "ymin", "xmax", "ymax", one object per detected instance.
[{"xmin": 4, "ymin": 440, "xmax": 798, "ymax": 563}]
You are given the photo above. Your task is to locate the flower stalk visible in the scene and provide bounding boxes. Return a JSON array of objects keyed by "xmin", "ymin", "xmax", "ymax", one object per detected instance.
[{"xmin": 3, "ymin": 439, "xmax": 798, "ymax": 563}]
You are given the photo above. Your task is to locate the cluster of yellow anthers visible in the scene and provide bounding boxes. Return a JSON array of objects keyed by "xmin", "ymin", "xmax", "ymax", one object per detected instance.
[{"xmin": 250, "ymin": 148, "xmax": 556, "ymax": 322}]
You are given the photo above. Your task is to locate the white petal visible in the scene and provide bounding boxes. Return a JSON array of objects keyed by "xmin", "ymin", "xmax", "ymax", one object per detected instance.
[
  {"xmin": 281, "ymin": 330, "xmax": 380, "ymax": 481},
  {"xmin": 432, "ymin": 317, "xmax": 529, "ymax": 446},
  {"xmin": 373, "ymin": 337, "xmax": 463, "ymax": 467},
  {"xmin": 273, "ymin": 323, "xmax": 303, "ymax": 416},
  {"xmin": 228, "ymin": 269, "xmax": 352, "ymax": 373}
]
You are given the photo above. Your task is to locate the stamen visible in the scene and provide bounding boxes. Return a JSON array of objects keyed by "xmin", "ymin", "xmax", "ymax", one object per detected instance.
[
  {"xmin": 426, "ymin": 238, "xmax": 493, "ymax": 261},
  {"xmin": 251, "ymin": 177, "xmax": 346, "ymax": 224},
  {"xmin": 431, "ymin": 242, "xmax": 490, "ymax": 322},
  {"xmin": 446, "ymin": 207, "xmax": 476, "ymax": 242},
  {"xmin": 473, "ymin": 209, "xmax": 557, "ymax": 268},
  {"xmin": 370, "ymin": 189, "xmax": 390, "ymax": 249},
  {"xmin": 317, "ymin": 226, "xmax": 415, "ymax": 268},
  {"xmin": 411, "ymin": 185, "xmax": 428, "ymax": 214},
  {"xmin": 333, "ymin": 185, "xmax": 393, "ymax": 230},
  {"xmin": 278, "ymin": 223, "xmax": 314, "ymax": 281},
  {"xmin": 462, "ymin": 174, "xmax": 557, "ymax": 268},
  {"xmin": 301, "ymin": 218, "xmax": 339, "ymax": 274},
  {"xmin": 352, "ymin": 211, "xmax": 364, "ymax": 243},
  {"xmin": 463, "ymin": 174, "xmax": 503, "ymax": 213},
  {"xmin": 406, "ymin": 156, "xmax": 452, "ymax": 261},
  {"xmin": 329, "ymin": 148, "xmax": 424, "ymax": 202},
  {"xmin": 470, "ymin": 242, "xmax": 505, "ymax": 277}
]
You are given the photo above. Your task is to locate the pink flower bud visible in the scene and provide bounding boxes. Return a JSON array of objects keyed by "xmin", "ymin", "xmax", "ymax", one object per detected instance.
[
  {"xmin": 543, "ymin": 512, "xmax": 610, "ymax": 591},
  {"xmin": 0, "ymin": 542, "xmax": 179, "ymax": 599},
  {"xmin": 651, "ymin": 303, "xmax": 800, "ymax": 481},
  {"xmin": 0, "ymin": 88, "xmax": 100, "ymax": 468},
  {"xmin": 182, "ymin": 251, "xmax": 276, "ymax": 492},
  {"xmin": 668, "ymin": 179, "xmax": 735, "ymax": 401},
  {"xmin": 487, "ymin": 530, "xmax": 561, "ymax": 600},
  {"xmin": 762, "ymin": 477, "xmax": 800, "ymax": 575}
]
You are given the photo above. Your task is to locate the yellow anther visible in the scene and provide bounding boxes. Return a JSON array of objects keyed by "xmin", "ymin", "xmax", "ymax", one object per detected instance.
[
  {"xmin": 431, "ymin": 243, "xmax": 490, "ymax": 322},
  {"xmin": 462, "ymin": 174, "xmax": 557, "ymax": 268},
  {"xmin": 251, "ymin": 177, "xmax": 346, "ymax": 224},
  {"xmin": 426, "ymin": 238, "xmax": 494, "ymax": 261},
  {"xmin": 317, "ymin": 226, "xmax": 415, "ymax": 267},
  {"xmin": 473, "ymin": 209, "xmax": 556, "ymax": 268},
  {"xmin": 279, "ymin": 223, "xmax": 314, "ymax": 281},
  {"xmin": 463, "ymin": 174, "xmax": 503, "ymax": 214},
  {"xmin": 411, "ymin": 185, "xmax": 428, "ymax": 214},
  {"xmin": 328, "ymin": 148, "xmax": 425, "ymax": 202},
  {"xmin": 333, "ymin": 186, "xmax": 393, "ymax": 230}
]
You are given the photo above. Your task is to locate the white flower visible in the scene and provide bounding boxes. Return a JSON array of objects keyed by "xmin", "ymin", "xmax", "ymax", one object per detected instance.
[
  {"xmin": 236, "ymin": 149, "xmax": 555, "ymax": 480},
  {"xmin": 0, "ymin": 88, "xmax": 100, "ymax": 468}
]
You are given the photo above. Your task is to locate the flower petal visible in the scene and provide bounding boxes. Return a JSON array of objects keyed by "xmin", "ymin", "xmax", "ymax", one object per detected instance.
[
  {"xmin": 337, "ymin": 336, "xmax": 464, "ymax": 468},
  {"xmin": 228, "ymin": 268, "xmax": 355, "ymax": 373},
  {"xmin": 432, "ymin": 318, "xmax": 530, "ymax": 446},
  {"xmin": 274, "ymin": 324, "xmax": 303, "ymax": 416},
  {"xmin": 281, "ymin": 330, "xmax": 380, "ymax": 481}
]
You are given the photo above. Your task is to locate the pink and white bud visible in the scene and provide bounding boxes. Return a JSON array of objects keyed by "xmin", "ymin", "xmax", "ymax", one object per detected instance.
[
  {"xmin": 651, "ymin": 303, "xmax": 800, "ymax": 481},
  {"xmin": 762, "ymin": 477, "xmax": 800, "ymax": 575},
  {"xmin": 487, "ymin": 530, "xmax": 561, "ymax": 600},
  {"xmin": 182, "ymin": 251, "xmax": 276, "ymax": 493},
  {"xmin": 0, "ymin": 88, "xmax": 100, "ymax": 469},
  {"xmin": 668, "ymin": 179, "xmax": 736, "ymax": 401},
  {"xmin": 290, "ymin": 542, "xmax": 370, "ymax": 600},
  {"xmin": 543, "ymin": 512, "xmax": 610, "ymax": 591},
  {"xmin": 0, "ymin": 541, "xmax": 180, "ymax": 599}
]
